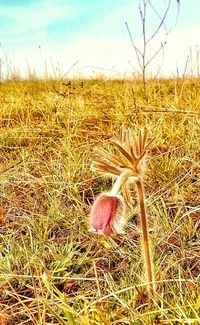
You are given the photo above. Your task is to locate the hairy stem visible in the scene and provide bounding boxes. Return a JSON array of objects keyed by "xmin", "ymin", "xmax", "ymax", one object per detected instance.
[
  {"xmin": 111, "ymin": 169, "xmax": 132, "ymax": 196},
  {"xmin": 135, "ymin": 177, "xmax": 154, "ymax": 300}
]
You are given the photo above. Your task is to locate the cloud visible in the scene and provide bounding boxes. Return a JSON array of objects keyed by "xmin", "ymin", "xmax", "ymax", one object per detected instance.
[
  {"xmin": 3, "ymin": 25, "xmax": 200, "ymax": 79},
  {"xmin": 1, "ymin": 0, "xmax": 200, "ymax": 78},
  {"xmin": 0, "ymin": 0, "xmax": 79, "ymax": 36},
  {"xmin": 1, "ymin": 34, "xmax": 134, "ymax": 79},
  {"xmin": 45, "ymin": 24, "xmax": 200, "ymax": 78}
]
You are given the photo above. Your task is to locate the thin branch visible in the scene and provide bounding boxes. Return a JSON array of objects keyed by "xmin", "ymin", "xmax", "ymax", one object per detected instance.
[
  {"xmin": 145, "ymin": 41, "xmax": 166, "ymax": 69},
  {"xmin": 147, "ymin": 0, "xmax": 171, "ymax": 44},
  {"xmin": 125, "ymin": 22, "xmax": 143, "ymax": 70}
]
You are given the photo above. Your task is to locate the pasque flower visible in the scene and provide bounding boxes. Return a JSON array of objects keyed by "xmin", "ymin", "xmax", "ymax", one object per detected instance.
[
  {"xmin": 89, "ymin": 169, "xmax": 130, "ymax": 235},
  {"xmin": 89, "ymin": 193, "xmax": 124, "ymax": 236},
  {"xmin": 89, "ymin": 129, "xmax": 153, "ymax": 236},
  {"xmin": 90, "ymin": 127, "xmax": 155, "ymax": 300}
]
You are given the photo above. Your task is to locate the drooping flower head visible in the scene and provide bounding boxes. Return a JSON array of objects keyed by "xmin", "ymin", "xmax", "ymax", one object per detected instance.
[
  {"xmin": 89, "ymin": 193, "xmax": 125, "ymax": 236},
  {"xmin": 89, "ymin": 127, "xmax": 155, "ymax": 300},
  {"xmin": 89, "ymin": 128, "xmax": 154, "ymax": 236}
]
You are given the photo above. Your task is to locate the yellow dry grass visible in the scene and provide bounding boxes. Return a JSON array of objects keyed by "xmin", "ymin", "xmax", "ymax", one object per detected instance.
[{"xmin": 0, "ymin": 78, "xmax": 199, "ymax": 324}]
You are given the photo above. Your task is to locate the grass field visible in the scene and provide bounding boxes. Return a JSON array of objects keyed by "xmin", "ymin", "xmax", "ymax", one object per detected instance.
[{"xmin": 0, "ymin": 77, "xmax": 199, "ymax": 324}]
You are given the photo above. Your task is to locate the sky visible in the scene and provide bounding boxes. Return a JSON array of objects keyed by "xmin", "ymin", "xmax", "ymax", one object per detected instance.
[{"xmin": 0, "ymin": 0, "xmax": 199, "ymax": 79}]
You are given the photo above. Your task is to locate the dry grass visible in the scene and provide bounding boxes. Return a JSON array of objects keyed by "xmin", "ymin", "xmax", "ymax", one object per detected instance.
[{"xmin": 0, "ymin": 77, "xmax": 199, "ymax": 324}]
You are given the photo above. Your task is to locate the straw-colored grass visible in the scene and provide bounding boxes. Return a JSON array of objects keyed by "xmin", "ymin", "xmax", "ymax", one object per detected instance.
[{"xmin": 0, "ymin": 78, "xmax": 199, "ymax": 324}]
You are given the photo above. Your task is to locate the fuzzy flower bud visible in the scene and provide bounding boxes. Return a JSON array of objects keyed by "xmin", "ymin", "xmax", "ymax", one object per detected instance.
[{"xmin": 89, "ymin": 193, "xmax": 125, "ymax": 236}]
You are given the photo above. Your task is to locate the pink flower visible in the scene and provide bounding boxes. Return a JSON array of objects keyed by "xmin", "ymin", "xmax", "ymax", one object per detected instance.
[{"xmin": 89, "ymin": 193, "xmax": 125, "ymax": 236}]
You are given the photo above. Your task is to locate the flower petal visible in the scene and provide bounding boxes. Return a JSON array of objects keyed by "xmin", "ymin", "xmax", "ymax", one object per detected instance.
[{"xmin": 90, "ymin": 193, "xmax": 123, "ymax": 236}]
